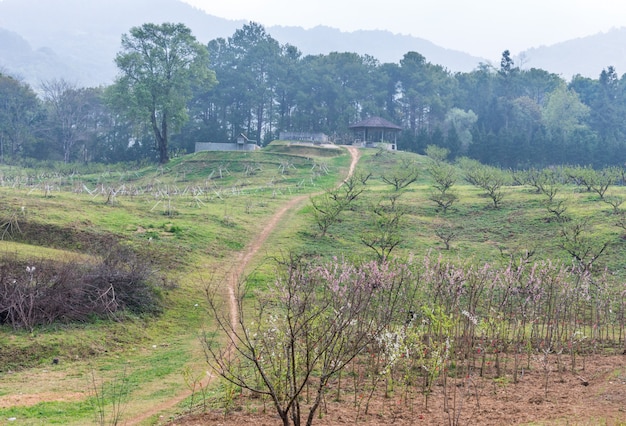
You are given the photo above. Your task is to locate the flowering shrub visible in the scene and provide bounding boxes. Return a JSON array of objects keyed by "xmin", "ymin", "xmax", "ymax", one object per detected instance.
[
  {"xmin": 205, "ymin": 256, "xmax": 412, "ymax": 426},
  {"xmin": 206, "ymin": 253, "xmax": 626, "ymax": 425}
]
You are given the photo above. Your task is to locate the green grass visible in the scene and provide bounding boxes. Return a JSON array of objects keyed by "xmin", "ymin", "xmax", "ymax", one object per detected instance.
[
  {"xmin": 0, "ymin": 144, "xmax": 352, "ymax": 423},
  {"xmin": 253, "ymin": 147, "xmax": 626, "ymax": 276},
  {"xmin": 0, "ymin": 400, "xmax": 96, "ymax": 425},
  {"xmin": 0, "ymin": 344, "xmax": 190, "ymax": 424},
  {"xmin": 3, "ymin": 144, "xmax": 626, "ymax": 423}
]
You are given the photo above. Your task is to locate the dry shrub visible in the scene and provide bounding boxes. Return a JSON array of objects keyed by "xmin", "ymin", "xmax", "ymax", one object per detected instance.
[{"xmin": 0, "ymin": 245, "xmax": 162, "ymax": 330}]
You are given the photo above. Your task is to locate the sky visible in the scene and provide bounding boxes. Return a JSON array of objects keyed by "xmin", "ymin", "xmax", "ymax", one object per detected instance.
[{"xmin": 181, "ymin": 0, "xmax": 626, "ymax": 61}]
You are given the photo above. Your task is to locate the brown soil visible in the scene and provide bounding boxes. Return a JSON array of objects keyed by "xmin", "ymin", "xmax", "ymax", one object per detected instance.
[
  {"xmin": 0, "ymin": 391, "xmax": 85, "ymax": 409},
  {"xmin": 5, "ymin": 147, "xmax": 625, "ymax": 426},
  {"xmin": 167, "ymin": 353, "xmax": 626, "ymax": 425}
]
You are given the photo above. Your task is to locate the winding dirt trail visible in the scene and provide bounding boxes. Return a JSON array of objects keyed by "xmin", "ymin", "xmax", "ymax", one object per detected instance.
[
  {"xmin": 127, "ymin": 146, "xmax": 360, "ymax": 425},
  {"xmin": 226, "ymin": 145, "xmax": 360, "ymax": 327}
]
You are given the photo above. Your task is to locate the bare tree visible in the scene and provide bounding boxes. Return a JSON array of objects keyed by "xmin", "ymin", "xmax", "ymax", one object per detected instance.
[
  {"xmin": 558, "ymin": 219, "xmax": 609, "ymax": 272},
  {"xmin": 203, "ymin": 256, "xmax": 409, "ymax": 426},
  {"xmin": 589, "ymin": 167, "xmax": 619, "ymax": 200},
  {"xmin": 381, "ymin": 159, "xmax": 420, "ymax": 191},
  {"xmin": 602, "ymin": 193, "xmax": 624, "ymax": 214},
  {"xmin": 428, "ymin": 161, "xmax": 457, "ymax": 195},
  {"xmin": 433, "ymin": 219, "xmax": 458, "ymax": 250},
  {"xmin": 428, "ymin": 191, "xmax": 458, "ymax": 213},
  {"xmin": 361, "ymin": 194, "xmax": 405, "ymax": 262},
  {"xmin": 310, "ymin": 175, "xmax": 364, "ymax": 236},
  {"xmin": 460, "ymin": 158, "xmax": 510, "ymax": 209},
  {"xmin": 40, "ymin": 79, "xmax": 90, "ymax": 163},
  {"xmin": 426, "ymin": 149, "xmax": 458, "ymax": 213},
  {"xmin": 545, "ymin": 198, "xmax": 569, "ymax": 222}
]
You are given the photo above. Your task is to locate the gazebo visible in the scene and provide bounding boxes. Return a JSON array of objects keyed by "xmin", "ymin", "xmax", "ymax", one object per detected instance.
[{"xmin": 348, "ymin": 116, "xmax": 402, "ymax": 150}]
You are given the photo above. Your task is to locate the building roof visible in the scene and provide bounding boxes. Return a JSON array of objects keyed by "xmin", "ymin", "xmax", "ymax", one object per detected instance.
[{"xmin": 349, "ymin": 116, "xmax": 402, "ymax": 131}]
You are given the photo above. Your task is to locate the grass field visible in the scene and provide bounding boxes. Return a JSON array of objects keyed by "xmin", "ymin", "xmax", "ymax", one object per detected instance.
[{"xmin": 1, "ymin": 142, "xmax": 626, "ymax": 424}]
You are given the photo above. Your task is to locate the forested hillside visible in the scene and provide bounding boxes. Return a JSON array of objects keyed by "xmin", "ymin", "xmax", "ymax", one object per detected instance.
[{"xmin": 1, "ymin": 22, "xmax": 626, "ymax": 168}]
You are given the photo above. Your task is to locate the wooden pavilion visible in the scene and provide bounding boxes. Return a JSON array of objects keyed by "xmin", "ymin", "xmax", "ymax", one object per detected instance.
[{"xmin": 348, "ymin": 116, "xmax": 402, "ymax": 150}]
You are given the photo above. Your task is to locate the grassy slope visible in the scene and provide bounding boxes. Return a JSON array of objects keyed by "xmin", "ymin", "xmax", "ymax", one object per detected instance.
[
  {"xmin": 0, "ymin": 143, "xmax": 349, "ymax": 424},
  {"xmin": 279, "ymin": 149, "xmax": 626, "ymax": 273},
  {"xmin": 2, "ymin": 144, "xmax": 626, "ymax": 424}
]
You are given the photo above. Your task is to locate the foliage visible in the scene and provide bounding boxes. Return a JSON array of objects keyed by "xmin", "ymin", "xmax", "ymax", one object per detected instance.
[
  {"xmin": 7, "ymin": 24, "xmax": 626, "ymax": 168},
  {"xmin": 0, "ymin": 146, "xmax": 350, "ymax": 424},
  {"xmin": 207, "ymin": 250, "xmax": 626, "ymax": 423},
  {"xmin": 5, "ymin": 132, "xmax": 626, "ymax": 424},
  {"xmin": 0, "ymin": 73, "xmax": 42, "ymax": 162},
  {"xmin": 109, "ymin": 22, "xmax": 216, "ymax": 164}
]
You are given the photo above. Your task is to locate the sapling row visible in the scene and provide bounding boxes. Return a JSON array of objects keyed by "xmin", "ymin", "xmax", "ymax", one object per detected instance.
[{"xmin": 205, "ymin": 254, "xmax": 626, "ymax": 425}]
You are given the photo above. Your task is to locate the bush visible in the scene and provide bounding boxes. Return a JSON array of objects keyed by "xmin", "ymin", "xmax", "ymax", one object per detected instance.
[{"xmin": 0, "ymin": 245, "xmax": 162, "ymax": 330}]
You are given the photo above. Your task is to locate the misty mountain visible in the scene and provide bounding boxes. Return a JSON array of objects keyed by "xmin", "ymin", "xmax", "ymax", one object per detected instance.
[
  {"xmin": 0, "ymin": 0, "xmax": 623, "ymax": 88},
  {"xmin": 0, "ymin": 28, "xmax": 72, "ymax": 84},
  {"xmin": 517, "ymin": 28, "xmax": 626, "ymax": 80},
  {"xmin": 0, "ymin": 0, "xmax": 246, "ymax": 87},
  {"xmin": 0, "ymin": 0, "xmax": 485, "ymax": 87},
  {"xmin": 266, "ymin": 25, "xmax": 483, "ymax": 71}
]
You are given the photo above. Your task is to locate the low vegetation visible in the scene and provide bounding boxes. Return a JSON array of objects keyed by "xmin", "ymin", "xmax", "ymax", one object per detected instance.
[
  {"xmin": 0, "ymin": 244, "xmax": 161, "ymax": 331},
  {"xmin": 2, "ymin": 144, "xmax": 626, "ymax": 424},
  {"xmin": 206, "ymin": 254, "xmax": 625, "ymax": 425},
  {"xmin": 200, "ymin": 146, "xmax": 626, "ymax": 425}
]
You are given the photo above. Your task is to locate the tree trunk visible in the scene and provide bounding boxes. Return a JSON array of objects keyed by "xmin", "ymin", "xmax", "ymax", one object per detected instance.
[
  {"xmin": 306, "ymin": 377, "xmax": 328, "ymax": 426},
  {"xmin": 151, "ymin": 110, "xmax": 169, "ymax": 164},
  {"xmin": 256, "ymin": 102, "xmax": 264, "ymax": 145}
]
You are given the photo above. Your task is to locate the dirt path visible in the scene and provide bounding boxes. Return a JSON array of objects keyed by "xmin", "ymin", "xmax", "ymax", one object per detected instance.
[
  {"xmin": 226, "ymin": 145, "xmax": 359, "ymax": 328},
  {"xmin": 126, "ymin": 146, "xmax": 360, "ymax": 425}
]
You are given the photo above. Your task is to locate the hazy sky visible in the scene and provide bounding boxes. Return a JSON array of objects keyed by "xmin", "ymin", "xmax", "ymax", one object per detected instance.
[{"xmin": 181, "ymin": 0, "xmax": 626, "ymax": 60}]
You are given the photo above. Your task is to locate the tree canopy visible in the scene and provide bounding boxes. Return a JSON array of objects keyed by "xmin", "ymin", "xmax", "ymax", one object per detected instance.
[
  {"xmin": 4, "ymin": 23, "xmax": 626, "ymax": 168},
  {"xmin": 109, "ymin": 22, "xmax": 216, "ymax": 163}
]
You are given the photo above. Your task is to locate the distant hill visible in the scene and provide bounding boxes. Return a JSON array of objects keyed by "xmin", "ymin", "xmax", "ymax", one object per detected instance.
[
  {"xmin": 266, "ymin": 25, "xmax": 483, "ymax": 71},
  {"xmin": 517, "ymin": 28, "xmax": 626, "ymax": 80},
  {"xmin": 0, "ymin": 0, "xmax": 484, "ymax": 87},
  {"xmin": 0, "ymin": 0, "xmax": 624, "ymax": 88},
  {"xmin": 0, "ymin": 28, "xmax": 73, "ymax": 84},
  {"xmin": 0, "ymin": 0, "xmax": 245, "ymax": 87}
]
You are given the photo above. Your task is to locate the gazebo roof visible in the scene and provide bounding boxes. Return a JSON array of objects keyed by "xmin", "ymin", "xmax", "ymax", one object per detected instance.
[{"xmin": 349, "ymin": 116, "xmax": 402, "ymax": 131}]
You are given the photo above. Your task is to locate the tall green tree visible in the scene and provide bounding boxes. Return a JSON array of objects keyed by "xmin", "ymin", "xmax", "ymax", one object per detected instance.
[
  {"xmin": 518, "ymin": 68, "xmax": 562, "ymax": 105},
  {"xmin": 110, "ymin": 22, "xmax": 215, "ymax": 163},
  {"xmin": 542, "ymin": 83, "xmax": 593, "ymax": 164},
  {"xmin": 496, "ymin": 50, "xmax": 521, "ymax": 133},
  {"xmin": 275, "ymin": 44, "xmax": 303, "ymax": 136},
  {"xmin": 444, "ymin": 108, "xmax": 477, "ymax": 156},
  {"xmin": 374, "ymin": 62, "xmax": 401, "ymax": 121},
  {"xmin": 398, "ymin": 52, "xmax": 451, "ymax": 136},
  {"xmin": 542, "ymin": 83, "xmax": 590, "ymax": 141},
  {"xmin": 229, "ymin": 23, "xmax": 282, "ymax": 143},
  {"xmin": 589, "ymin": 67, "xmax": 626, "ymax": 164},
  {"xmin": 206, "ymin": 23, "xmax": 286, "ymax": 144},
  {"xmin": 294, "ymin": 52, "xmax": 379, "ymax": 135}
]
